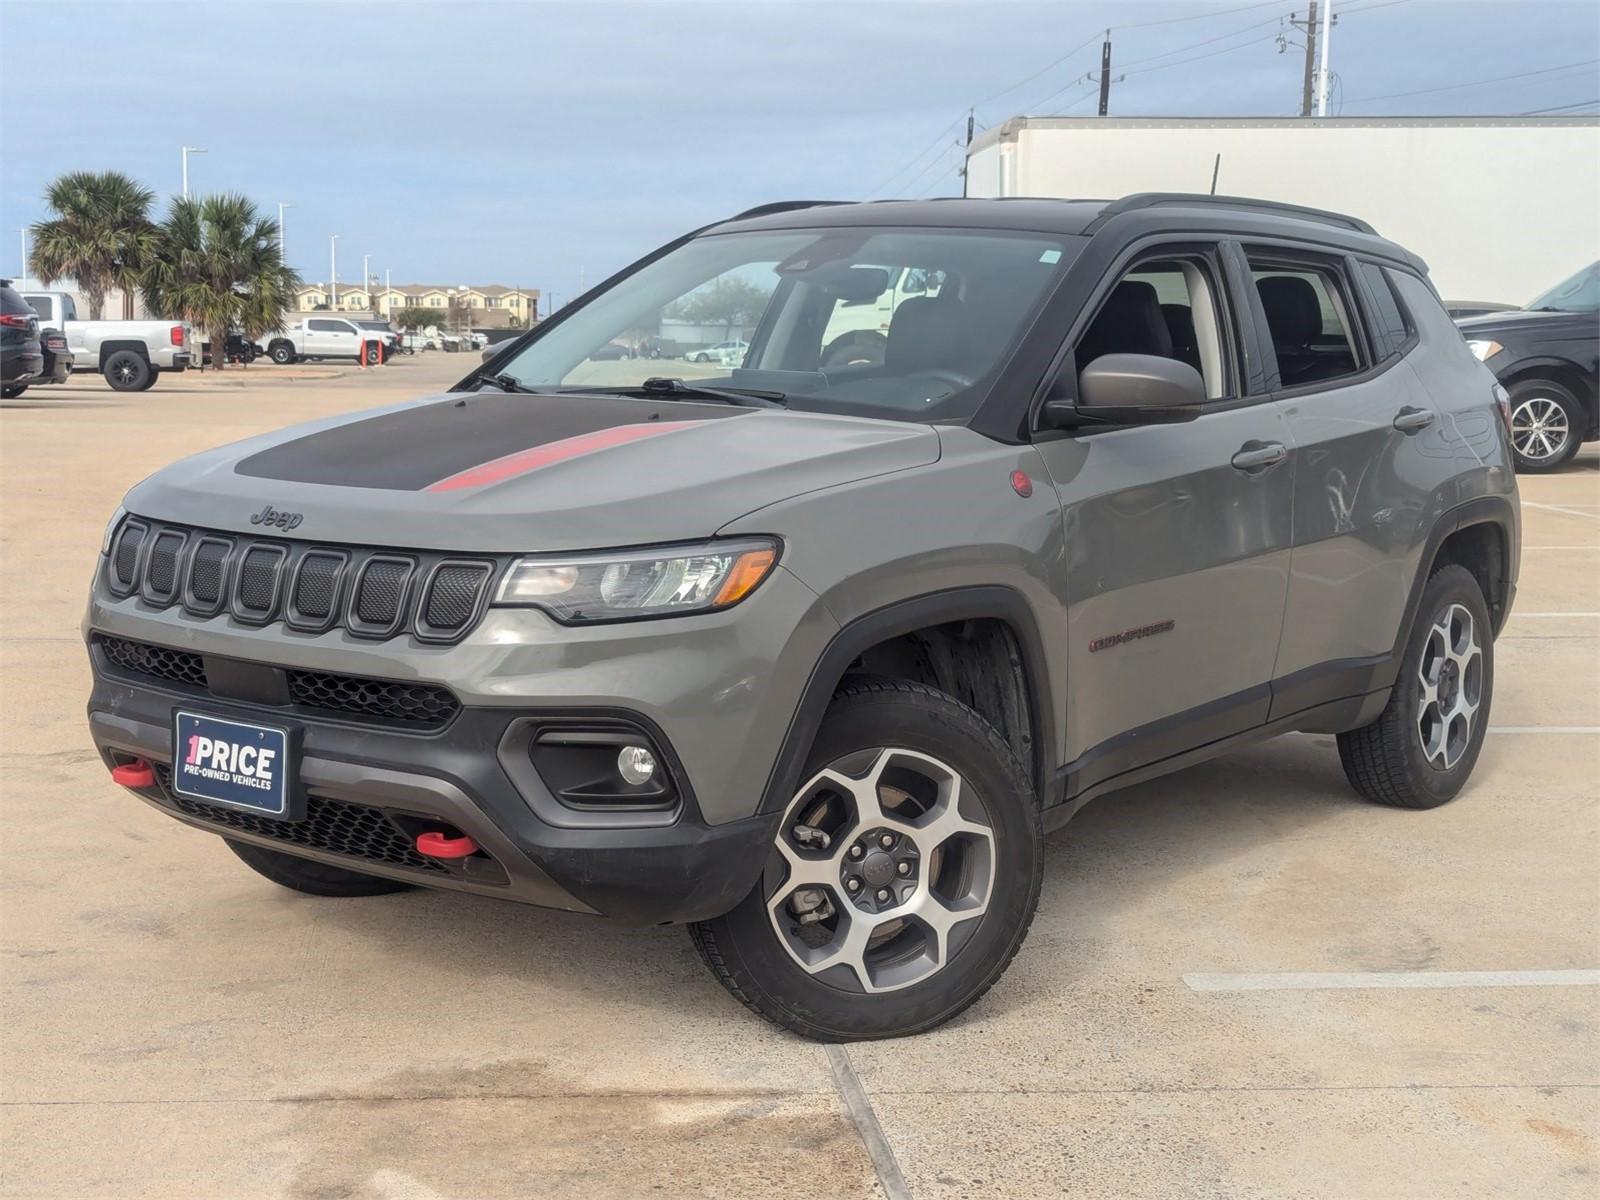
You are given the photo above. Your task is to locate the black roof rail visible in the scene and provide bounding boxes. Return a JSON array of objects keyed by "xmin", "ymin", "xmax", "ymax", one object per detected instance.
[
  {"xmin": 1086, "ymin": 192, "xmax": 1377, "ymax": 235},
  {"xmin": 726, "ymin": 200, "xmax": 851, "ymax": 222}
]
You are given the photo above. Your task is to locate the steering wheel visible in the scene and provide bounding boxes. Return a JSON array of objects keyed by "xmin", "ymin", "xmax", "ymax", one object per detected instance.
[
  {"xmin": 820, "ymin": 330, "xmax": 887, "ymax": 369},
  {"xmin": 906, "ymin": 367, "xmax": 973, "ymax": 397}
]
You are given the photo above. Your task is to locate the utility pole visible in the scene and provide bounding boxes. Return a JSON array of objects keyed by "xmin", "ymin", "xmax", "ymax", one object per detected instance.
[
  {"xmin": 960, "ymin": 107, "xmax": 975, "ymax": 195},
  {"xmin": 1097, "ymin": 30, "xmax": 1113, "ymax": 116},
  {"xmin": 385, "ymin": 267, "xmax": 391, "ymax": 317},
  {"xmin": 329, "ymin": 234, "xmax": 340, "ymax": 308},
  {"xmin": 277, "ymin": 202, "xmax": 292, "ymax": 262},
  {"xmin": 1316, "ymin": 0, "xmax": 1335, "ymax": 117},
  {"xmin": 1289, "ymin": 3, "xmax": 1320, "ymax": 117},
  {"xmin": 362, "ymin": 253, "xmax": 371, "ymax": 311},
  {"xmin": 181, "ymin": 146, "xmax": 206, "ymax": 198}
]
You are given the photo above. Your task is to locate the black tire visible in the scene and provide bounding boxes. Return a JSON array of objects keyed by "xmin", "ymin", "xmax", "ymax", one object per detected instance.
[
  {"xmin": 690, "ymin": 678, "xmax": 1043, "ymax": 1041},
  {"xmin": 270, "ymin": 342, "xmax": 296, "ymax": 365},
  {"xmin": 225, "ymin": 839, "xmax": 413, "ymax": 897},
  {"xmin": 102, "ymin": 350, "xmax": 151, "ymax": 392},
  {"xmin": 1338, "ymin": 564, "xmax": 1494, "ymax": 809},
  {"xmin": 1506, "ymin": 379, "xmax": 1585, "ymax": 473},
  {"xmin": 1, "ymin": 384, "xmax": 25, "ymax": 399},
  {"xmin": 135, "ymin": 368, "xmax": 159, "ymax": 392},
  {"xmin": 364, "ymin": 344, "xmax": 381, "ymax": 365}
]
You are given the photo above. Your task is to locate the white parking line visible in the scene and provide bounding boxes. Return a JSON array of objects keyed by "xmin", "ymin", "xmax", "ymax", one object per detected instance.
[
  {"xmin": 1510, "ymin": 612, "xmax": 1600, "ymax": 618},
  {"xmin": 1522, "ymin": 501, "xmax": 1600, "ymax": 521},
  {"xmin": 1490, "ymin": 726, "xmax": 1600, "ymax": 734},
  {"xmin": 1184, "ymin": 969, "xmax": 1600, "ymax": 992},
  {"xmin": 1523, "ymin": 545, "xmax": 1599, "ymax": 550}
]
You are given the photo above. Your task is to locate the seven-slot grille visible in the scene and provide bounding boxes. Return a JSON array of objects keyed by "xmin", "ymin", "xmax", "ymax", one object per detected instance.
[{"xmin": 105, "ymin": 516, "xmax": 499, "ymax": 644}]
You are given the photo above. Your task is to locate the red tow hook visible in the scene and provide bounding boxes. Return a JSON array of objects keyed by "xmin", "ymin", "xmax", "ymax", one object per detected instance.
[
  {"xmin": 111, "ymin": 759, "xmax": 157, "ymax": 789},
  {"xmin": 416, "ymin": 830, "xmax": 479, "ymax": 859}
]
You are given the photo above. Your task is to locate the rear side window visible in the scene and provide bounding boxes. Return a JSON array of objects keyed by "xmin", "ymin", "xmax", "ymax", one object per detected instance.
[
  {"xmin": 1248, "ymin": 257, "xmax": 1363, "ymax": 387},
  {"xmin": 309, "ymin": 319, "xmax": 347, "ymax": 332},
  {"xmin": 1359, "ymin": 263, "xmax": 1411, "ymax": 356}
]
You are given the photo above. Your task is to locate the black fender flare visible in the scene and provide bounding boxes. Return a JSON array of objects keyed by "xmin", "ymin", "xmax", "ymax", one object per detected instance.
[
  {"xmin": 97, "ymin": 340, "xmax": 151, "ymax": 369},
  {"xmin": 757, "ymin": 585, "xmax": 1058, "ymax": 815},
  {"xmin": 1380, "ymin": 494, "xmax": 1520, "ymax": 690}
]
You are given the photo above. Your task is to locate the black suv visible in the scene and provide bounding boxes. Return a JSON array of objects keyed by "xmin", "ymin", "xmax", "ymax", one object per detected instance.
[
  {"xmin": 1459, "ymin": 262, "xmax": 1599, "ymax": 472},
  {"xmin": 1, "ymin": 280, "xmax": 43, "ymax": 398}
]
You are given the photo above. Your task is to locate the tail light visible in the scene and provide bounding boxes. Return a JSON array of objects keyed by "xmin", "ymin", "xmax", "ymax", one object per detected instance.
[
  {"xmin": 0, "ymin": 313, "xmax": 31, "ymax": 329},
  {"xmin": 170, "ymin": 325, "xmax": 185, "ymax": 347}
]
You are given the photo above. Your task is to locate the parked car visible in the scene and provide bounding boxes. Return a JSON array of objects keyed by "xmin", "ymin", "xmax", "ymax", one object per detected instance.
[
  {"xmin": 259, "ymin": 316, "xmax": 386, "ymax": 365},
  {"xmin": 199, "ymin": 332, "xmax": 259, "ymax": 365},
  {"xmin": 38, "ymin": 327, "xmax": 73, "ymax": 386},
  {"xmin": 1458, "ymin": 261, "xmax": 1599, "ymax": 472},
  {"xmin": 1, "ymin": 280, "xmax": 43, "ymax": 398},
  {"xmin": 86, "ymin": 194, "xmax": 1518, "ymax": 1040},
  {"xmin": 685, "ymin": 339, "xmax": 748, "ymax": 365},
  {"xmin": 354, "ymin": 319, "xmax": 404, "ymax": 356},
  {"xmin": 587, "ymin": 341, "xmax": 634, "ymax": 361},
  {"xmin": 1445, "ymin": 300, "xmax": 1519, "ymax": 320},
  {"xmin": 18, "ymin": 290, "xmax": 192, "ymax": 391}
]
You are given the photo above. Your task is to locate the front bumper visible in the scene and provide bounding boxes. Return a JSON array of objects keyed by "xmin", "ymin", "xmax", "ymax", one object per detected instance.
[{"xmin": 88, "ymin": 664, "xmax": 779, "ymax": 923}]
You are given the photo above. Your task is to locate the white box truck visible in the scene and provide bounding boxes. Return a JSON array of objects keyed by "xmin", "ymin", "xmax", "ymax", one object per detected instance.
[{"xmin": 963, "ymin": 116, "xmax": 1600, "ymax": 308}]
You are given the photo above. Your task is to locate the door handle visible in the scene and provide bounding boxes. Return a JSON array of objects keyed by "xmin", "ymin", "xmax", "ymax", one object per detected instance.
[
  {"xmin": 1393, "ymin": 406, "xmax": 1436, "ymax": 434},
  {"xmin": 1231, "ymin": 440, "xmax": 1288, "ymax": 473}
]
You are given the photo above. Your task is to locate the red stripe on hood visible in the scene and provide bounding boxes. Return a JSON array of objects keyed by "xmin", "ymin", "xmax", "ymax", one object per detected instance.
[{"xmin": 426, "ymin": 420, "xmax": 703, "ymax": 492}]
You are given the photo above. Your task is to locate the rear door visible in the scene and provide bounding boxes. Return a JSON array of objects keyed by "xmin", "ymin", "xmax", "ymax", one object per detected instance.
[
  {"xmin": 1030, "ymin": 241, "xmax": 1297, "ymax": 791},
  {"xmin": 1242, "ymin": 245, "xmax": 1445, "ymax": 718}
]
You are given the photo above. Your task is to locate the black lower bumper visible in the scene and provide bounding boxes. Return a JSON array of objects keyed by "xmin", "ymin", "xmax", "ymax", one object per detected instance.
[{"xmin": 87, "ymin": 663, "xmax": 776, "ymax": 925}]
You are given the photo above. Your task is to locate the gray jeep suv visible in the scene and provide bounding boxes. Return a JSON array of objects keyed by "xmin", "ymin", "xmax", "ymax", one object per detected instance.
[{"xmin": 86, "ymin": 194, "xmax": 1519, "ymax": 1040}]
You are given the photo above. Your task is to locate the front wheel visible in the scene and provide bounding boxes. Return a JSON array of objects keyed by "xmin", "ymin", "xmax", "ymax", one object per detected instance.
[
  {"xmin": 690, "ymin": 678, "xmax": 1042, "ymax": 1041},
  {"xmin": 1338, "ymin": 564, "xmax": 1494, "ymax": 809},
  {"xmin": 1507, "ymin": 379, "xmax": 1584, "ymax": 472},
  {"xmin": 225, "ymin": 839, "xmax": 413, "ymax": 897}
]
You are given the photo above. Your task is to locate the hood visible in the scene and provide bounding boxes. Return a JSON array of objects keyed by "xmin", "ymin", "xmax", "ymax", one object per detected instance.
[
  {"xmin": 122, "ymin": 391, "xmax": 941, "ymax": 552},
  {"xmin": 1455, "ymin": 307, "xmax": 1586, "ymax": 334}
]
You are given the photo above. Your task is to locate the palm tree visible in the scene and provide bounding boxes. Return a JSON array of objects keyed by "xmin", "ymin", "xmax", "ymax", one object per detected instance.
[
  {"xmin": 143, "ymin": 194, "xmax": 300, "ymax": 370},
  {"xmin": 30, "ymin": 171, "xmax": 157, "ymax": 319}
]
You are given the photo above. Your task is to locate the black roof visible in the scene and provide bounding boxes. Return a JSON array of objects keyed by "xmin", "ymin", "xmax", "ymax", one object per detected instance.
[{"xmin": 711, "ymin": 193, "xmax": 1419, "ymax": 267}]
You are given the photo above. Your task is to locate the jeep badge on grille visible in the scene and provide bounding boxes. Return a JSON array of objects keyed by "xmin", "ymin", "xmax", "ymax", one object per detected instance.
[{"xmin": 249, "ymin": 504, "xmax": 303, "ymax": 530}]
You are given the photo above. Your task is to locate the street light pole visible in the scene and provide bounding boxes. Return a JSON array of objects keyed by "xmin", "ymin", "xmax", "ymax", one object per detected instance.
[
  {"xmin": 277, "ymin": 202, "xmax": 292, "ymax": 262},
  {"xmin": 1315, "ymin": 0, "xmax": 1335, "ymax": 117},
  {"xmin": 181, "ymin": 146, "xmax": 207, "ymax": 198},
  {"xmin": 330, "ymin": 235, "xmax": 340, "ymax": 308},
  {"xmin": 19, "ymin": 228, "xmax": 28, "ymax": 281},
  {"xmin": 385, "ymin": 268, "xmax": 391, "ymax": 317},
  {"xmin": 362, "ymin": 254, "xmax": 370, "ymax": 312}
]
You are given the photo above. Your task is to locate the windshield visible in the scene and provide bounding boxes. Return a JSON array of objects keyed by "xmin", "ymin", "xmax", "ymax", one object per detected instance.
[
  {"xmin": 491, "ymin": 227, "xmax": 1079, "ymax": 420},
  {"xmin": 1526, "ymin": 262, "xmax": 1599, "ymax": 313}
]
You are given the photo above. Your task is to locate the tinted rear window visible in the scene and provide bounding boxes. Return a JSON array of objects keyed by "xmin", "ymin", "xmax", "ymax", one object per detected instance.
[
  {"xmin": 1, "ymin": 287, "xmax": 33, "ymax": 316},
  {"xmin": 1360, "ymin": 263, "xmax": 1410, "ymax": 355}
]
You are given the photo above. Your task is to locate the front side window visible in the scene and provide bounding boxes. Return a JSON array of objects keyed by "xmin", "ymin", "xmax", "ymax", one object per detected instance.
[
  {"xmin": 1525, "ymin": 261, "xmax": 1599, "ymax": 313},
  {"xmin": 491, "ymin": 228, "xmax": 1079, "ymax": 422},
  {"xmin": 1249, "ymin": 257, "xmax": 1363, "ymax": 386},
  {"xmin": 1074, "ymin": 255, "xmax": 1232, "ymax": 399}
]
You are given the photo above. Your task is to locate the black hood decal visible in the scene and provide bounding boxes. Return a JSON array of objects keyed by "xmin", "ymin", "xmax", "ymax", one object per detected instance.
[{"xmin": 234, "ymin": 392, "xmax": 744, "ymax": 490}]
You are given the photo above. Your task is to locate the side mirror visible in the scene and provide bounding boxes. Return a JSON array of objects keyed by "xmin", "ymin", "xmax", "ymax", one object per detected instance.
[
  {"xmin": 481, "ymin": 345, "xmax": 498, "ymax": 363},
  {"xmin": 1060, "ymin": 353, "xmax": 1206, "ymax": 425}
]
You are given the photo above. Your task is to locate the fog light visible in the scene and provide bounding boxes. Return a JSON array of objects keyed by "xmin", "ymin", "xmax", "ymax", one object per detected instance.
[{"xmin": 617, "ymin": 745, "xmax": 657, "ymax": 786}]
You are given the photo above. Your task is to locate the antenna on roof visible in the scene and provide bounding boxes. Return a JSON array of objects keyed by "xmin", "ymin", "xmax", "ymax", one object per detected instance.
[{"xmin": 1209, "ymin": 154, "xmax": 1222, "ymax": 195}]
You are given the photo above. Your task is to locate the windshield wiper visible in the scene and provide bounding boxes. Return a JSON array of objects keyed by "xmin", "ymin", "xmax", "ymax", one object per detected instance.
[
  {"xmin": 477, "ymin": 372, "xmax": 545, "ymax": 394},
  {"xmin": 562, "ymin": 377, "xmax": 786, "ymax": 408}
]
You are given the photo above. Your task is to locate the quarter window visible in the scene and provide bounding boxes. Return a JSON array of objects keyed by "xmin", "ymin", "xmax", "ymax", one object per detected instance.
[{"xmin": 1248, "ymin": 258, "xmax": 1363, "ymax": 386}]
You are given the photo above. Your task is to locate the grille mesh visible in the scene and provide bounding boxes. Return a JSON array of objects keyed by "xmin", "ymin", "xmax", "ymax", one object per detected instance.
[
  {"xmin": 146, "ymin": 531, "xmax": 185, "ymax": 597},
  {"xmin": 237, "ymin": 547, "xmax": 282, "ymax": 612},
  {"xmin": 98, "ymin": 636, "xmax": 207, "ymax": 688},
  {"xmin": 294, "ymin": 553, "xmax": 343, "ymax": 619},
  {"xmin": 154, "ymin": 766, "xmax": 448, "ymax": 874},
  {"xmin": 95, "ymin": 636, "xmax": 458, "ymax": 728},
  {"xmin": 189, "ymin": 538, "xmax": 230, "ymax": 605},
  {"xmin": 425, "ymin": 564, "xmax": 490, "ymax": 630},
  {"xmin": 356, "ymin": 560, "xmax": 410, "ymax": 626},
  {"xmin": 286, "ymin": 670, "xmax": 461, "ymax": 726},
  {"xmin": 112, "ymin": 524, "xmax": 145, "ymax": 590}
]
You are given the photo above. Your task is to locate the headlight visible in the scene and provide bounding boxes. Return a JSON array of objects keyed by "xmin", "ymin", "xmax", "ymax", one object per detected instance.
[
  {"xmin": 100, "ymin": 506, "xmax": 127, "ymax": 555},
  {"xmin": 495, "ymin": 538, "xmax": 779, "ymax": 623},
  {"xmin": 1466, "ymin": 339, "xmax": 1503, "ymax": 361}
]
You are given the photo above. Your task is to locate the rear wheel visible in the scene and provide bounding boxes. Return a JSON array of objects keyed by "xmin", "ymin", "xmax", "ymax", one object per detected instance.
[
  {"xmin": 270, "ymin": 342, "xmax": 296, "ymax": 365},
  {"xmin": 1507, "ymin": 379, "xmax": 1584, "ymax": 472},
  {"xmin": 102, "ymin": 350, "xmax": 151, "ymax": 392},
  {"xmin": 690, "ymin": 678, "xmax": 1042, "ymax": 1041},
  {"xmin": 1, "ymin": 384, "xmax": 25, "ymax": 399},
  {"xmin": 1338, "ymin": 564, "xmax": 1493, "ymax": 809},
  {"xmin": 225, "ymin": 839, "xmax": 413, "ymax": 897}
]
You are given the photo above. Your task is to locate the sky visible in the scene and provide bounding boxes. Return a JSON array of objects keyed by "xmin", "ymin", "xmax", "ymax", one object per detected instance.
[{"xmin": 3, "ymin": 0, "xmax": 1597, "ymax": 310}]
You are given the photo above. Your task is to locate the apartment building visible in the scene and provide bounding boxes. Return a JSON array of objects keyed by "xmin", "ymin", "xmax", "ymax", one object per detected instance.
[{"xmin": 291, "ymin": 282, "xmax": 540, "ymax": 327}]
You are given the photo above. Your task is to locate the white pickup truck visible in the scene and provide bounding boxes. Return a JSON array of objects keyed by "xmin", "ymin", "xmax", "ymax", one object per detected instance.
[
  {"xmin": 19, "ymin": 291, "xmax": 194, "ymax": 392},
  {"xmin": 259, "ymin": 316, "xmax": 392, "ymax": 365}
]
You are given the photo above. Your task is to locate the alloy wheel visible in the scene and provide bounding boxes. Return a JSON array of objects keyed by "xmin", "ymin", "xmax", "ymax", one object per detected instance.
[
  {"xmin": 1510, "ymin": 395, "xmax": 1570, "ymax": 463},
  {"xmin": 1415, "ymin": 602, "xmax": 1484, "ymax": 771},
  {"xmin": 765, "ymin": 747, "xmax": 995, "ymax": 994}
]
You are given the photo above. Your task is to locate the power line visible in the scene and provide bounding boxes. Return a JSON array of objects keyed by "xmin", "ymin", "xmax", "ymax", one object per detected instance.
[
  {"xmin": 862, "ymin": 115, "xmax": 967, "ymax": 197},
  {"xmin": 1344, "ymin": 57, "xmax": 1599, "ymax": 105},
  {"xmin": 972, "ymin": 32, "xmax": 1104, "ymax": 111},
  {"xmin": 1118, "ymin": 9, "xmax": 1291, "ymax": 68},
  {"xmin": 1521, "ymin": 98, "xmax": 1600, "ymax": 114},
  {"xmin": 1124, "ymin": 32, "xmax": 1283, "ymax": 76},
  {"xmin": 1111, "ymin": 0, "xmax": 1287, "ymax": 32}
]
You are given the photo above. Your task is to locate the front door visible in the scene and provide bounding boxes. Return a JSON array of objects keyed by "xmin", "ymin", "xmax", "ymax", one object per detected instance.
[{"xmin": 1030, "ymin": 245, "xmax": 1296, "ymax": 793}]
